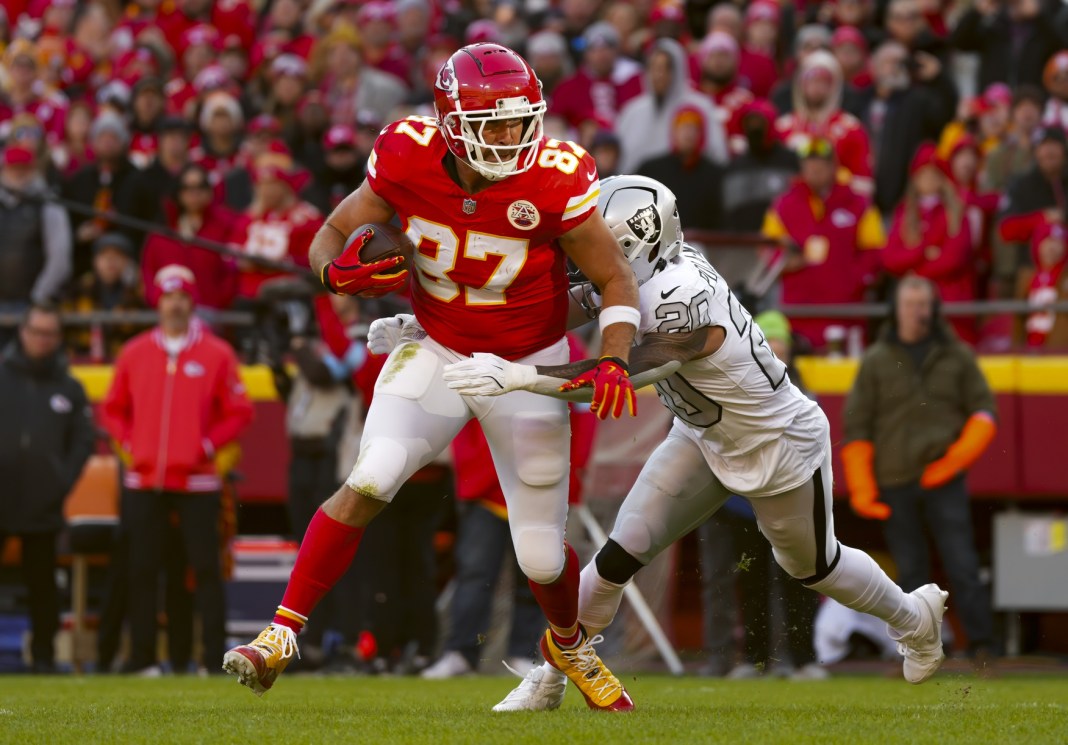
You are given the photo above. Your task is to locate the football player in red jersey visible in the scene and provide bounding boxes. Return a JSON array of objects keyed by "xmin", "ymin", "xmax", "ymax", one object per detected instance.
[{"xmin": 224, "ymin": 43, "xmax": 641, "ymax": 711}]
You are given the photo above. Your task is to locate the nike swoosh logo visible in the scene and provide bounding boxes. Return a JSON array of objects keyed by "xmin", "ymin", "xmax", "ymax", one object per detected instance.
[
  {"xmin": 660, "ymin": 287, "xmax": 680, "ymax": 299},
  {"xmin": 337, "ymin": 278, "xmax": 357, "ymax": 287},
  {"xmin": 587, "ymin": 172, "xmax": 596, "ymax": 182}
]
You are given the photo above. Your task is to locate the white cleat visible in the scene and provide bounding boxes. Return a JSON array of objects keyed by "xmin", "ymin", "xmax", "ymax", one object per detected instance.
[
  {"xmin": 889, "ymin": 583, "xmax": 949, "ymax": 684},
  {"xmin": 421, "ymin": 650, "xmax": 474, "ymax": 680},
  {"xmin": 492, "ymin": 662, "xmax": 567, "ymax": 712}
]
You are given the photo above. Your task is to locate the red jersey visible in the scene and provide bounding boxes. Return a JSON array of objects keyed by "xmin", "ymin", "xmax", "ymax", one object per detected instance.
[
  {"xmin": 775, "ymin": 110, "xmax": 873, "ymax": 193},
  {"xmin": 366, "ymin": 115, "xmax": 600, "ymax": 360},
  {"xmin": 238, "ymin": 200, "xmax": 320, "ymax": 298},
  {"xmin": 708, "ymin": 84, "xmax": 756, "ymax": 157}
]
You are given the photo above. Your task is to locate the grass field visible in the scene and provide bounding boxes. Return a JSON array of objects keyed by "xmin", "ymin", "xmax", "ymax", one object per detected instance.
[{"xmin": 0, "ymin": 674, "xmax": 1065, "ymax": 744}]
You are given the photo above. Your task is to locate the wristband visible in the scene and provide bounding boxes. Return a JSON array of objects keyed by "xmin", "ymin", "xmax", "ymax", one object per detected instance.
[
  {"xmin": 598, "ymin": 305, "xmax": 641, "ymax": 334},
  {"xmin": 598, "ymin": 356, "xmax": 629, "ymax": 373}
]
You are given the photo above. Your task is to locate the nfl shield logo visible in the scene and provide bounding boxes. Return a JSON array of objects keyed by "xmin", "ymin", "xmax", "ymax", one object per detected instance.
[{"xmin": 463, "ymin": 198, "xmax": 477, "ymax": 215}]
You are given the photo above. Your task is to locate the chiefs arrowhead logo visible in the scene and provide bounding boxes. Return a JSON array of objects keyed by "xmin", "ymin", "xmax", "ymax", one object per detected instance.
[{"xmin": 436, "ymin": 60, "xmax": 458, "ymax": 100}]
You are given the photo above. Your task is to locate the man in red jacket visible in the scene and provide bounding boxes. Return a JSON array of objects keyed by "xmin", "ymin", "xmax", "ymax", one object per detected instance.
[{"xmin": 100, "ymin": 265, "xmax": 253, "ymax": 674}]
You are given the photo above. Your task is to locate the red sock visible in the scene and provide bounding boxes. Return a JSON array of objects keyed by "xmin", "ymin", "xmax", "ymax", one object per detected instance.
[
  {"xmin": 273, "ymin": 508, "xmax": 364, "ymax": 632},
  {"xmin": 528, "ymin": 542, "xmax": 580, "ymax": 643}
]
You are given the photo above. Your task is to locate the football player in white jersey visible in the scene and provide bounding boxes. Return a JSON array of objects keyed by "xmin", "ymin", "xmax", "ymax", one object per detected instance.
[{"xmin": 375, "ymin": 175, "xmax": 949, "ymax": 709}]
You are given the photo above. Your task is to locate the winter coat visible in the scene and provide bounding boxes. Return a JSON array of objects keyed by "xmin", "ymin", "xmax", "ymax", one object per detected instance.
[
  {"xmin": 616, "ymin": 39, "xmax": 729, "ymax": 173},
  {"xmin": 843, "ymin": 319, "xmax": 996, "ymax": 488},
  {"xmin": 0, "ymin": 342, "xmax": 95, "ymax": 533}
]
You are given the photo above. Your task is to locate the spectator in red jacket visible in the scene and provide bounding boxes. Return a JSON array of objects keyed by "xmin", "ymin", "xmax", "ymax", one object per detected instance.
[
  {"xmin": 238, "ymin": 143, "xmax": 321, "ymax": 299},
  {"xmin": 100, "ymin": 264, "xmax": 253, "ymax": 675},
  {"xmin": 762, "ymin": 137, "xmax": 886, "ymax": 349},
  {"xmin": 696, "ymin": 31, "xmax": 755, "ymax": 157},
  {"xmin": 1005, "ymin": 218, "xmax": 1068, "ymax": 347},
  {"xmin": 884, "ymin": 144, "xmax": 979, "ymax": 343},
  {"xmin": 141, "ymin": 163, "xmax": 245, "ymax": 311},
  {"xmin": 548, "ymin": 21, "xmax": 642, "ymax": 137}
]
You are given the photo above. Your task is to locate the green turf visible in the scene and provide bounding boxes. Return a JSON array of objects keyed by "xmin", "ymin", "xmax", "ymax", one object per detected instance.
[{"xmin": 0, "ymin": 674, "xmax": 1065, "ymax": 744}]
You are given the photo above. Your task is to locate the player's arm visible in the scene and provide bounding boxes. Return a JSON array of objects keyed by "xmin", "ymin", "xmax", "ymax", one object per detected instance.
[
  {"xmin": 313, "ymin": 181, "xmax": 407, "ymax": 297},
  {"xmin": 442, "ymin": 327, "xmax": 724, "ymax": 403},
  {"xmin": 558, "ymin": 211, "xmax": 640, "ymax": 362},
  {"xmin": 555, "ymin": 211, "xmax": 642, "ymax": 418}
]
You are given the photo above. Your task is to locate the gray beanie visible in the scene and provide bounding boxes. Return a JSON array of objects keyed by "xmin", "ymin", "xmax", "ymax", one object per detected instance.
[{"xmin": 90, "ymin": 111, "xmax": 131, "ymax": 149}]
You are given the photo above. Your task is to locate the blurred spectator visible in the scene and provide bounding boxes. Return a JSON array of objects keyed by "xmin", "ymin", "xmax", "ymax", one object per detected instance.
[
  {"xmin": 62, "ymin": 233, "xmax": 144, "ymax": 361},
  {"xmin": 396, "ymin": 0, "xmax": 434, "ymax": 67},
  {"xmin": 526, "ymin": 30, "xmax": 572, "ymax": 97},
  {"xmin": 53, "ymin": 100, "xmax": 94, "ymax": 179},
  {"xmin": 4, "ymin": 112, "xmax": 57, "ymax": 185},
  {"xmin": 775, "ymin": 51, "xmax": 874, "ymax": 195},
  {"xmin": 264, "ymin": 54, "xmax": 311, "ymax": 146},
  {"xmin": 0, "ymin": 302, "xmax": 94, "ymax": 673},
  {"xmin": 762, "ymin": 137, "xmax": 885, "ymax": 350},
  {"xmin": 831, "ymin": 26, "xmax": 872, "ymax": 91},
  {"xmin": 1010, "ymin": 220, "xmax": 1068, "ymax": 347},
  {"xmin": 1040, "ymin": 50, "xmax": 1068, "ymax": 131},
  {"xmin": 950, "ymin": 0, "xmax": 1068, "ymax": 91},
  {"xmin": 857, "ymin": 41, "xmax": 956, "ymax": 215},
  {"xmin": 700, "ymin": 311, "xmax": 823, "ymax": 681},
  {"xmin": 638, "ymin": 106, "xmax": 724, "ymax": 231},
  {"xmin": 193, "ymin": 90, "xmax": 244, "ymax": 189},
  {"xmin": 238, "ymin": 144, "xmax": 321, "ymax": 300},
  {"xmin": 128, "ymin": 77, "xmax": 168, "ymax": 170},
  {"xmin": 141, "ymin": 163, "xmax": 244, "ymax": 312},
  {"xmin": 222, "ymin": 114, "xmax": 283, "ymax": 212},
  {"xmin": 309, "ymin": 22, "xmax": 408, "ymax": 129},
  {"xmin": 937, "ymin": 85, "xmax": 1012, "ymax": 163},
  {"xmin": 589, "ymin": 129, "xmax": 622, "ymax": 178},
  {"xmin": 819, "ymin": 0, "xmax": 881, "ymax": 50},
  {"xmin": 358, "ymin": 1, "xmax": 413, "ymax": 83},
  {"xmin": 884, "ymin": 145, "xmax": 980, "ymax": 343},
  {"xmin": 706, "ymin": 2, "xmax": 780, "ymax": 99},
  {"xmin": 770, "ymin": 25, "xmax": 833, "ymax": 114},
  {"xmin": 617, "ymin": 38, "xmax": 728, "ymax": 174},
  {"xmin": 843, "ymin": 276, "xmax": 997, "ymax": 668},
  {"xmin": 255, "ymin": 0, "xmax": 316, "ymax": 67},
  {"xmin": 0, "ymin": 145, "xmax": 71, "ymax": 323},
  {"xmin": 62, "ymin": 111, "xmax": 140, "ymax": 277},
  {"xmin": 722, "ymin": 100, "xmax": 799, "ymax": 229},
  {"xmin": 996, "ymin": 126, "xmax": 1068, "ymax": 297},
  {"xmin": 548, "ymin": 21, "xmax": 642, "ymax": 138},
  {"xmin": 883, "ymin": 0, "xmax": 943, "ymax": 54},
  {"xmin": 0, "ymin": 39, "xmax": 68, "ymax": 146},
  {"xmin": 695, "ymin": 31, "xmax": 754, "ymax": 157},
  {"xmin": 129, "ymin": 116, "xmax": 195, "ymax": 226},
  {"xmin": 982, "ymin": 85, "xmax": 1043, "ymax": 193},
  {"xmin": 304, "ymin": 125, "xmax": 364, "ymax": 214},
  {"xmin": 100, "ymin": 265, "xmax": 253, "ymax": 675}
]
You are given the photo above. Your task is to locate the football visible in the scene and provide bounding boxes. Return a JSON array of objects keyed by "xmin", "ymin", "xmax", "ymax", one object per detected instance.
[{"xmin": 352, "ymin": 222, "xmax": 416, "ymax": 273}]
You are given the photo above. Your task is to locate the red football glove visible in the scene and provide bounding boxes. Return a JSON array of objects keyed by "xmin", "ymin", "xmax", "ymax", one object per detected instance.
[
  {"xmin": 321, "ymin": 227, "xmax": 409, "ymax": 297},
  {"xmin": 559, "ymin": 356, "xmax": 637, "ymax": 420}
]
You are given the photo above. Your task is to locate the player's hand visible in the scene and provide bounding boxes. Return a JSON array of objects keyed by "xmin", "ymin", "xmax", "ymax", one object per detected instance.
[
  {"xmin": 321, "ymin": 227, "xmax": 409, "ymax": 297},
  {"xmin": 442, "ymin": 353, "xmax": 537, "ymax": 396},
  {"xmin": 559, "ymin": 356, "xmax": 636, "ymax": 420},
  {"xmin": 367, "ymin": 313, "xmax": 414, "ymax": 356}
]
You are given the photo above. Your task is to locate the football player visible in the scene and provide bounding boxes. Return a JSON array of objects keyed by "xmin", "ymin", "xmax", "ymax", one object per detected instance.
[
  {"xmin": 428, "ymin": 175, "xmax": 949, "ymax": 709},
  {"xmin": 223, "ymin": 43, "xmax": 641, "ymax": 711}
]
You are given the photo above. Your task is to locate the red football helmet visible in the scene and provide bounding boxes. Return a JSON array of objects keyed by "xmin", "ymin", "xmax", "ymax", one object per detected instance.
[{"xmin": 433, "ymin": 43, "xmax": 546, "ymax": 181}]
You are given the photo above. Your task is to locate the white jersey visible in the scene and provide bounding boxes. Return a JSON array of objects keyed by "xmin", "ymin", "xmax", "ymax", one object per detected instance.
[{"xmin": 635, "ymin": 245, "xmax": 829, "ymax": 496}]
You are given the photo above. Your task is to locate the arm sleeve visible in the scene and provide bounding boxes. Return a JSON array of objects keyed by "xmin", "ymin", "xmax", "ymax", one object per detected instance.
[
  {"xmin": 99, "ymin": 350, "xmax": 133, "ymax": 446},
  {"xmin": 31, "ymin": 203, "xmax": 73, "ymax": 302},
  {"xmin": 205, "ymin": 350, "xmax": 254, "ymax": 450}
]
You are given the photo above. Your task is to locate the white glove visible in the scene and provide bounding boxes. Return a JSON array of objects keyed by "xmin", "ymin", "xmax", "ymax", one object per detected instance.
[
  {"xmin": 367, "ymin": 313, "xmax": 414, "ymax": 356},
  {"xmin": 442, "ymin": 353, "xmax": 538, "ymax": 396}
]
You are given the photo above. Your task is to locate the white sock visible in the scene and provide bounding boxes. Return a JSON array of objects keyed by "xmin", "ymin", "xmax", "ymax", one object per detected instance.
[
  {"xmin": 806, "ymin": 544, "xmax": 920, "ymax": 632},
  {"xmin": 576, "ymin": 560, "xmax": 627, "ymax": 637}
]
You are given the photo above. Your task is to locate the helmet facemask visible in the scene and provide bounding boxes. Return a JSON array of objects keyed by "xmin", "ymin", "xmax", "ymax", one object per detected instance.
[{"xmin": 442, "ymin": 96, "xmax": 546, "ymax": 181}]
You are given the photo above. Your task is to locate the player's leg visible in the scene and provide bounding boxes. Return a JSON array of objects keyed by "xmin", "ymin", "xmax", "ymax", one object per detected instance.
[
  {"xmin": 748, "ymin": 450, "xmax": 948, "ymax": 684},
  {"xmin": 580, "ymin": 426, "xmax": 731, "ymax": 636},
  {"xmin": 224, "ymin": 339, "xmax": 470, "ymax": 694}
]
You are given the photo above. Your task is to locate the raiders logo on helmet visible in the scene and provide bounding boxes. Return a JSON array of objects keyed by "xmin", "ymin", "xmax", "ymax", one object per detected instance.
[{"xmin": 627, "ymin": 205, "xmax": 662, "ymax": 245}]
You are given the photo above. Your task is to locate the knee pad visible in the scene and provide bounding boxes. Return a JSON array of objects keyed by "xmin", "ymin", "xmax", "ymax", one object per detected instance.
[
  {"xmin": 513, "ymin": 526, "xmax": 565, "ymax": 584},
  {"xmin": 345, "ymin": 436, "xmax": 413, "ymax": 502},
  {"xmin": 595, "ymin": 539, "xmax": 645, "ymax": 585},
  {"xmin": 608, "ymin": 511, "xmax": 660, "ymax": 566},
  {"xmin": 759, "ymin": 515, "xmax": 816, "ymax": 579},
  {"xmin": 512, "ymin": 411, "xmax": 569, "ymax": 487}
]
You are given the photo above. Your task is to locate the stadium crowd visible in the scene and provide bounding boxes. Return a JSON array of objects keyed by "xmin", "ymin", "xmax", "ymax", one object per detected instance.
[
  {"xmin": 0, "ymin": 0, "xmax": 1058, "ymax": 676},
  {"xmin": 0, "ymin": 0, "xmax": 1065, "ymax": 354}
]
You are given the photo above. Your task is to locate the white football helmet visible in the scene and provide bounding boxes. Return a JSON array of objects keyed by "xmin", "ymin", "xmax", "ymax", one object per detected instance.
[{"xmin": 599, "ymin": 174, "xmax": 684, "ymax": 285}]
